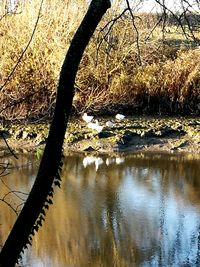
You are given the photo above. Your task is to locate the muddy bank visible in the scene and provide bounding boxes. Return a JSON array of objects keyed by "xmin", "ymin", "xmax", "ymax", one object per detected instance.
[{"xmin": 0, "ymin": 116, "xmax": 200, "ymax": 155}]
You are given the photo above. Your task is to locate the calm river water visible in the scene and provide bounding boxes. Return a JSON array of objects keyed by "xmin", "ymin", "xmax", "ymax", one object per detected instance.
[{"xmin": 0, "ymin": 152, "xmax": 200, "ymax": 267}]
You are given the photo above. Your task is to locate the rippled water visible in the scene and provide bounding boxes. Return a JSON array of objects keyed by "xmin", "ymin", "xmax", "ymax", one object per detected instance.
[{"xmin": 0, "ymin": 152, "xmax": 200, "ymax": 267}]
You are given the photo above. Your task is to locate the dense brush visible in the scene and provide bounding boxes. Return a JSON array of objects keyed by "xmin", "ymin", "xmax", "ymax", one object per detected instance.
[{"xmin": 0, "ymin": 0, "xmax": 199, "ymax": 120}]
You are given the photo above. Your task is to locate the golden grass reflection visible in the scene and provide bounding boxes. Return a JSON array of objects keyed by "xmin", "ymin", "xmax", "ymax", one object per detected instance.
[{"xmin": 0, "ymin": 152, "xmax": 200, "ymax": 266}]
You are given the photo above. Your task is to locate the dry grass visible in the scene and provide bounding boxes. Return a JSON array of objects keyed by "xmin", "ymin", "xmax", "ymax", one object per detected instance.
[{"xmin": 0, "ymin": 0, "xmax": 199, "ymax": 120}]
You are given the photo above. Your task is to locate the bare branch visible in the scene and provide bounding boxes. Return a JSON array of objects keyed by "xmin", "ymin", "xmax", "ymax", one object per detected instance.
[
  {"xmin": 180, "ymin": 0, "xmax": 199, "ymax": 41},
  {"xmin": 154, "ymin": 0, "xmax": 199, "ymax": 42}
]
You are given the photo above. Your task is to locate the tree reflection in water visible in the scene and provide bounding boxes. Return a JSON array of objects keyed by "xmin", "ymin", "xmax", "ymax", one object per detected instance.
[{"xmin": 0, "ymin": 152, "xmax": 200, "ymax": 266}]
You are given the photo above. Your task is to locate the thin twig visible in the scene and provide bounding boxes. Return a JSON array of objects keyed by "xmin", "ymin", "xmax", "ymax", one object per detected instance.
[
  {"xmin": 180, "ymin": 0, "xmax": 199, "ymax": 42},
  {"xmin": 145, "ymin": 14, "xmax": 163, "ymax": 41},
  {"xmin": 0, "ymin": 177, "xmax": 28, "ymax": 202},
  {"xmin": 0, "ymin": 198, "xmax": 18, "ymax": 215},
  {"xmin": 125, "ymin": 0, "xmax": 142, "ymax": 66},
  {"xmin": 154, "ymin": 0, "xmax": 192, "ymax": 40},
  {"xmin": 0, "ymin": 4, "xmax": 21, "ymax": 23},
  {"xmin": 0, "ymin": 133, "xmax": 18, "ymax": 159},
  {"xmin": 3, "ymin": 191, "xmax": 28, "ymax": 202},
  {"xmin": 0, "ymin": 163, "xmax": 9, "ymax": 176},
  {"xmin": 95, "ymin": 8, "xmax": 129, "ymax": 65},
  {"xmin": 0, "ymin": 0, "xmax": 44, "ymax": 92}
]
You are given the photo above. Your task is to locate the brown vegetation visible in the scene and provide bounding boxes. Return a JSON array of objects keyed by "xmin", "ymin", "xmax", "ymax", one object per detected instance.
[{"xmin": 0, "ymin": 0, "xmax": 199, "ymax": 120}]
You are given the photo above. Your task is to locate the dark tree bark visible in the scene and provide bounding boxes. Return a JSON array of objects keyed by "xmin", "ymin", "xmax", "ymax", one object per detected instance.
[{"xmin": 0, "ymin": 1, "xmax": 111, "ymax": 266}]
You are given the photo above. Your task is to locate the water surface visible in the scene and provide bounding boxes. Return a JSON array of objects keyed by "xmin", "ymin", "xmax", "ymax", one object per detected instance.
[{"xmin": 0, "ymin": 152, "xmax": 200, "ymax": 267}]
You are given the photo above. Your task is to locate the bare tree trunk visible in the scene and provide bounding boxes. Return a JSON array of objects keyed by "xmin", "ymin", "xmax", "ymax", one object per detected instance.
[{"xmin": 0, "ymin": 0, "xmax": 111, "ymax": 266}]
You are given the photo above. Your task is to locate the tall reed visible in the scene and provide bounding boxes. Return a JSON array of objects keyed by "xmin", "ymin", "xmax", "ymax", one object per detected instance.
[{"xmin": 0, "ymin": 0, "xmax": 199, "ymax": 120}]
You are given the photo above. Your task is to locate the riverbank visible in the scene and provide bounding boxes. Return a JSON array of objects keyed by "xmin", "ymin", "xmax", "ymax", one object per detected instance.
[{"xmin": 0, "ymin": 116, "xmax": 199, "ymax": 155}]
